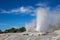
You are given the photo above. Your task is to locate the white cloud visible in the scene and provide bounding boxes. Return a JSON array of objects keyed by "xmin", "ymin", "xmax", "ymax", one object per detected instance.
[
  {"xmin": 20, "ymin": 7, "xmax": 28, "ymax": 13},
  {"xmin": 36, "ymin": 2, "xmax": 48, "ymax": 7},
  {"xmin": 0, "ymin": 6, "xmax": 34, "ymax": 14},
  {"xmin": 11, "ymin": 26, "xmax": 20, "ymax": 29},
  {"xmin": 0, "ymin": 9, "xmax": 10, "ymax": 13},
  {"xmin": 0, "ymin": 3, "xmax": 60, "ymax": 25},
  {"xmin": 0, "ymin": 23, "xmax": 7, "ymax": 26}
]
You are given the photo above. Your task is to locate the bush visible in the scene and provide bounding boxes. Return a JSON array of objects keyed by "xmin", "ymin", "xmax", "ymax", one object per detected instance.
[
  {"xmin": 18, "ymin": 27, "xmax": 26, "ymax": 32},
  {"xmin": 4, "ymin": 27, "xmax": 26, "ymax": 33},
  {"xmin": 4, "ymin": 28, "xmax": 17, "ymax": 33},
  {"xmin": 0, "ymin": 30, "xmax": 3, "ymax": 33}
]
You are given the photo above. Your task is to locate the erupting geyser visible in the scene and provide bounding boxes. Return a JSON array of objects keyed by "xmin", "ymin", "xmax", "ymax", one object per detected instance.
[
  {"xmin": 36, "ymin": 8, "xmax": 49, "ymax": 33},
  {"xmin": 25, "ymin": 7, "xmax": 50, "ymax": 34}
]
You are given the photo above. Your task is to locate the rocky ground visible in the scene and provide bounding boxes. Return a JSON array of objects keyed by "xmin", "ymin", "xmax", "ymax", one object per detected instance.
[{"xmin": 0, "ymin": 30, "xmax": 60, "ymax": 40}]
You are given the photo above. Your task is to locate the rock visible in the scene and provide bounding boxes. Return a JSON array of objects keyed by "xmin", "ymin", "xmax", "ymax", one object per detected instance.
[{"xmin": 0, "ymin": 30, "xmax": 60, "ymax": 40}]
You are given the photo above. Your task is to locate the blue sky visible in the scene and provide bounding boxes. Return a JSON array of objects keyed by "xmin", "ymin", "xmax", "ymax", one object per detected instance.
[{"xmin": 0, "ymin": 0, "xmax": 60, "ymax": 31}]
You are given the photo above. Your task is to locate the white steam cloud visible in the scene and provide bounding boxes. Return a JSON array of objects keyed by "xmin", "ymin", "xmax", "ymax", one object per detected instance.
[
  {"xmin": 25, "ymin": 4, "xmax": 60, "ymax": 32},
  {"xmin": 25, "ymin": 19, "xmax": 36, "ymax": 32},
  {"xmin": 36, "ymin": 7, "xmax": 49, "ymax": 32}
]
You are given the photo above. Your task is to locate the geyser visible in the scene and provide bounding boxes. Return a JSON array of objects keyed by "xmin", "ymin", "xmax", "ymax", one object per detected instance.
[
  {"xmin": 36, "ymin": 8, "xmax": 49, "ymax": 32},
  {"xmin": 25, "ymin": 7, "xmax": 50, "ymax": 34}
]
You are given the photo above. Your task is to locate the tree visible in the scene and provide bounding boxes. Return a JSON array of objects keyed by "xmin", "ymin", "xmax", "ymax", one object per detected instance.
[
  {"xmin": 4, "ymin": 27, "xmax": 17, "ymax": 33},
  {"xmin": 9, "ymin": 27, "xmax": 17, "ymax": 33},
  {"xmin": 0, "ymin": 30, "xmax": 2, "ymax": 33},
  {"xmin": 18, "ymin": 27, "xmax": 26, "ymax": 32},
  {"xmin": 4, "ymin": 27, "xmax": 26, "ymax": 33}
]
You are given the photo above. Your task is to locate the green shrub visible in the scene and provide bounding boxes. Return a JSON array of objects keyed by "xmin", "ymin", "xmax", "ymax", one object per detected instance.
[{"xmin": 4, "ymin": 27, "xmax": 26, "ymax": 33}]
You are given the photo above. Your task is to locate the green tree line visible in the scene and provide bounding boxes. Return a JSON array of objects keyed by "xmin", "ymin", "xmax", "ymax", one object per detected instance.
[{"xmin": 0, "ymin": 27, "xmax": 26, "ymax": 34}]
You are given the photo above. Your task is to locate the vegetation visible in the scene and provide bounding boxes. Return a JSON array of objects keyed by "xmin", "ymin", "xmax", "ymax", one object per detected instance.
[
  {"xmin": 0, "ymin": 24, "xmax": 60, "ymax": 34},
  {"xmin": 0, "ymin": 27, "xmax": 26, "ymax": 33},
  {"xmin": 5, "ymin": 27, "xmax": 18, "ymax": 33},
  {"xmin": 0, "ymin": 30, "xmax": 3, "ymax": 34},
  {"xmin": 18, "ymin": 27, "xmax": 26, "ymax": 32}
]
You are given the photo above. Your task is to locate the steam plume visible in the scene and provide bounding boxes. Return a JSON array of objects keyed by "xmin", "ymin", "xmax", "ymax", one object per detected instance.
[{"xmin": 36, "ymin": 7, "xmax": 49, "ymax": 32}]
